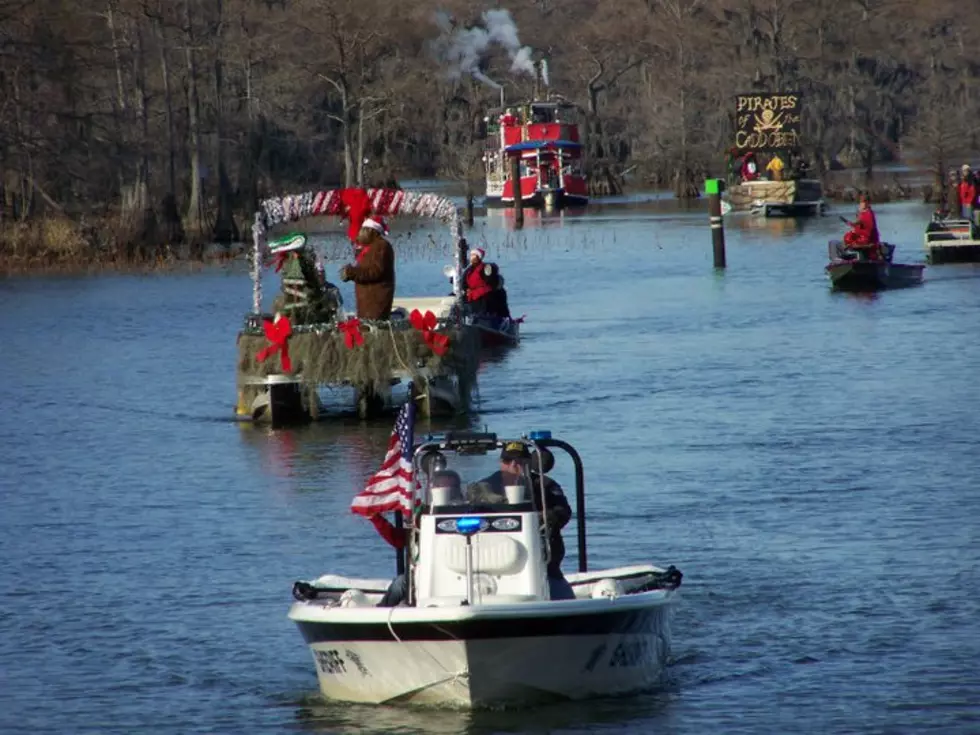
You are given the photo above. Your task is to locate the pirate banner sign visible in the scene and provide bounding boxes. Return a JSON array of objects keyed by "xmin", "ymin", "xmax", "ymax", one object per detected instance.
[{"xmin": 733, "ymin": 93, "xmax": 801, "ymax": 152}]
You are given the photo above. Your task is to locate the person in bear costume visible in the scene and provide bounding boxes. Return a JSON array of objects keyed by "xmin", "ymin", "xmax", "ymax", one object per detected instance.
[{"xmin": 339, "ymin": 217, "xmax": 395, "ymax": 320}]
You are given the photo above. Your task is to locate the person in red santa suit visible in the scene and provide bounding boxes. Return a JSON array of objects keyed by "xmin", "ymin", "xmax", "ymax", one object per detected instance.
[
  {"xmin": 462, "ymin": 247, "xmax": 498, "ymax": 314},
  {"xmin": 463, "ymin": 247, "xmax": 512, "ymax": 320},
  {"xmin": 740, "ymin": 151, "xmax": 759, "ymax": 182},
  {"xmin": 843, "ymin": 194, "xmax": 882, "ymax": 260}
]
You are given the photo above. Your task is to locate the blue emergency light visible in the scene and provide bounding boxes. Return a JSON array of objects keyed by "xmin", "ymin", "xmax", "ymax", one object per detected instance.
[
  {"xmin": 528, "ymin": 430, "xmax": 552, "ymax": 440},
  {"xmin": 455, "ymin": 517, "xmax": 484, "ymax": 535}
]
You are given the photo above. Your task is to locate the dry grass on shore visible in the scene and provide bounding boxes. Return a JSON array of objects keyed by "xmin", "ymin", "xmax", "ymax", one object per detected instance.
[{"xmin": 0, "ymin": 217, "xmax": 246, "ymax": 276}]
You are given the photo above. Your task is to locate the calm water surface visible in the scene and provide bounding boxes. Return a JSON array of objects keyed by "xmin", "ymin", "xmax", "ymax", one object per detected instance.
[{"xmin": 2, "ymin": 200, "xmax": 979, "ymax": 734}]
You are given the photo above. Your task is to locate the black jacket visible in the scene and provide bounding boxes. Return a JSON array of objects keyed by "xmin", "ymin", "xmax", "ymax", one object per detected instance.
[{"xmin": 472, "ymin": 470, "xmax": 571, "ymax": 577}]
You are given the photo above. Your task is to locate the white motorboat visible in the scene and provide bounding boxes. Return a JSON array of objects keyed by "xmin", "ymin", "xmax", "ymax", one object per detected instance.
[{"xmin": 288, "ymin": 430, "xmax": 683, "ymax": 708}]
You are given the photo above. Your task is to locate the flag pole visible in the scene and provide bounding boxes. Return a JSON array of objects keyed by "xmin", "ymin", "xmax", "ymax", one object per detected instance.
[
  {"xmin": 394, "ymin": 513, "xmax": 405, "ymax": 576},
  {"xmin": 395, "ymin": 388, "xmax": 417, "ymax": 579}
]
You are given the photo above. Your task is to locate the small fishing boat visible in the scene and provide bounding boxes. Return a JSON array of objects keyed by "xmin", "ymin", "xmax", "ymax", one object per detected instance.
[
  {"xmin": 441, "ymin": 265, "xmax": 522, "ymax": 349},
  {"xmin": 825, "ymin": 241, "xmax": 925, "ymax": 291},
  {"xmin": 470, "ymin": 314, "xmax": 521, "ymax": 347},
  {"xmin": 288, "ymin": 430, "xmax": 682, "ymax": 708}
]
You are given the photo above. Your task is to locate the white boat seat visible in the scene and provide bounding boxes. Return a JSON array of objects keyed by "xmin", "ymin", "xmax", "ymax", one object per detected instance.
[{"xmin": 442, "ymin": 535, "xmax": 526, "ymax": 576}]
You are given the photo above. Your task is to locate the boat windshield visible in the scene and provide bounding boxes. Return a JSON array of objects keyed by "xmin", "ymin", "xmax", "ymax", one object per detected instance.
[{"xmin": 416, "ymin": 445, "xmax": 566, "ymax": 511}]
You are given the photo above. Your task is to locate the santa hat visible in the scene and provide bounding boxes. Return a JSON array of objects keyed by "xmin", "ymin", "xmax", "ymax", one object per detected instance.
[
  {"xmin": 361, "ymin": 217, "xmax": 389, "ymax": 235},
  {"xmin": 470, "ymin": 248, "xmax": 486, "ymax": 260}
]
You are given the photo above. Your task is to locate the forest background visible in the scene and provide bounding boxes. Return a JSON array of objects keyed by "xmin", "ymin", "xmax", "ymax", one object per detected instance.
[{"xmin": 1, "ymin": 0, "xmax": 976, "ymax": 265}]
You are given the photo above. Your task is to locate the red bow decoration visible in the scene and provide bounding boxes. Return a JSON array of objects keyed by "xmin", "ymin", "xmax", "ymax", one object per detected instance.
[
  {"xmin": 409, "ymin": 309, "xmax": 450, "ymax": 356},
  {"xmin": 256, "ymin": 314, "xmax": 293, "ymax": 373},
  {"xmin": 340, "ymin": 188, "xmax": 372, "ymax": 243},
  {"xmin": 338, "ymin": 317, "xmax": 365, "ymax": 349}
]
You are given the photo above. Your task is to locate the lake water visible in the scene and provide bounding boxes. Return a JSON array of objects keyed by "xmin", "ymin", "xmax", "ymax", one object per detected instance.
[{"xmin": 2, "ymin": 199, "xmax": 979, "ymax": 734}]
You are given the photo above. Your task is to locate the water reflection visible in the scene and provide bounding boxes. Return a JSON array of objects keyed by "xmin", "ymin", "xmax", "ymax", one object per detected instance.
[
  {"xmin": 293, "ymin": 691, "xmax": 675, "ymax": 734},
  {"xmin": 484, "ymin": 206, "xmax": 591, "ymax": 230},
  {"xmin": 725, "ymin": 212, "xmax": 809, "ymax": 237}
]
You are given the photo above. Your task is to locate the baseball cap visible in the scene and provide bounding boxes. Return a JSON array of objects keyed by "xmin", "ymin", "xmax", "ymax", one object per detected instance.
[{"xmin": 500, "ymin": 441, "xmax": 531, "ymax": 462}]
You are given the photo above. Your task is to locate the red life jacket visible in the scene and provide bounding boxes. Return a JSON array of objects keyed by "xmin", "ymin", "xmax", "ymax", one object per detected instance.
[{"xmin": 465, "ymin": 263, "xmax": 494, "ymax": 301}]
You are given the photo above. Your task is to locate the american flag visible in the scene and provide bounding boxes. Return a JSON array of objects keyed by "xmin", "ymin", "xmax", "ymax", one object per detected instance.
[{"xmin": 350, "ymin": 401, "xmax": 417, "ymax": 519}]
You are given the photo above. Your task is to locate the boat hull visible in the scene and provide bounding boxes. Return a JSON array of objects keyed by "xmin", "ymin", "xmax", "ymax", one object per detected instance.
[
  {"xmin": 924, "ymin": 218, "xmax": 980, "ymax": 263},
  {"xmin": 726, "ymin": 179, "xmax": 823, "ymax": 217},
  {"xmin": 927, "ymin": 243, "xmax": 980, "ymax": 264},
  {"xmin": 473, "ymin": 317, "xmax": 520, "ymax": 347},
  {"xmin": 826, "ymin": 260, "xmax": 925, "ymax": 291},
  {"xmin": 486, "ymin": 188, "xmax": 588, "ymax": 210},
  {"xmin": 292, "ymin": 597, "xmax": 674, "ymax": 707}
]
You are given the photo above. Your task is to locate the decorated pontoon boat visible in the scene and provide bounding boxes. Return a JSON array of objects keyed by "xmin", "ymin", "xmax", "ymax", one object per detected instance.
[
  {"xmin": 288, "ymin": 430, "xmax": 683, "ymax": 707},
  {"xmin": 236, "ymin": 188, "xmax": 483, "ymax": 425},
  {"xmin": 725, "ymin": 178, "xmax": 824, "ymax": 217}
]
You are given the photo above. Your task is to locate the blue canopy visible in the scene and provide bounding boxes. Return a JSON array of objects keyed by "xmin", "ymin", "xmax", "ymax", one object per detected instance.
[{"xmin": 504, "ymin": 139, "xmax": 582, "ymax": 153}]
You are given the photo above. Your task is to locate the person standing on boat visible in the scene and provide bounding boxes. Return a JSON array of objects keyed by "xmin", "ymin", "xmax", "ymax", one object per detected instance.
[
  {"xmin": 339, "ymin": 217, "xmax": 395, "ymax": 320},
  {"xmin": 463, "ymin": 247, "xmax": 511, "ymax": 320},
  {"xmin": 740, "ymin": 151, "xmax": 759, "ymax": 182},
  {"xmin": 370, "ymin": 470, "xmax": 463, "ymax": 607},
  {"xmin": 766, "ymin": 153, "xmax": 785, "ymax": 181},
  {"xmin": 463, "ymin": 248, "xmax": 495, "ymax": 310},
  {"xmin": 844, "ymin": 194, "xmax": 881, "ymax": 259},
  {"xmin": 958, "ymin": 164, "xmax": 976, "ymax": 222},
  {"xmin": 469, "ymin": 442, "xmax": 575, "ymax": 600}
]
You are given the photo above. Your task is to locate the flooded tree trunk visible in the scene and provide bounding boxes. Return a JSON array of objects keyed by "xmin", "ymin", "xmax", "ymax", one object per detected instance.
[
  {"xmin": 10, "ymin": 74, "xmax": 33, "ymax": 222},
  {"xmin": 356, "ymin": 103, "xmax": 365, "ymax": 186},
  {"xmin": 212, "ymin": 0, "xmax": 238, "ymax": 244},
  {"xmin": 130, "ymin": 17, "xmax": 157, "ymax": 248},
  {"xmin": 107, "ymin": 2, "xmax": 155, "ymax": 253},
  {"xmin": 154, "ymin": 13, "xmax": 183, "ymax": 245},
  {"xmin": 184, "ymin": 0, "xmax": 205, "ymax": 244},
  {"xmin": 342, "ymin": 95, "xmax": 355, "ymax": 188},
  {"xmin": 586, "ymin": 82, "xmax": 605, "ymax": 161},
  {"xmin": 236, "ymin": 28, "xmax": 263, "ymax": 217},
  {"xmin": 674, "ymin": 42, "xmax": 698, "ymax": 200}
]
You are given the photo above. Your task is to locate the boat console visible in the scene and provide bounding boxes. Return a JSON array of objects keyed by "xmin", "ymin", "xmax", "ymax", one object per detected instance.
[
  {"xmin": 414, "ymin": 506, "xmax": 550, "ymax": 606},
  {"xmin": 408, "ymin": 430, "xmax": 585, "ymax": 606}
]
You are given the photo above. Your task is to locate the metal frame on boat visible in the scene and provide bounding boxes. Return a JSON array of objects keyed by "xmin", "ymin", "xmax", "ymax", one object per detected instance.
[
  {"xmin": 288, "ymin": 430, "xmax": 682, "ymax": 707},
  {"xmin": 924, "ymin": 215, "xmax": 980, "ymax": 264}
]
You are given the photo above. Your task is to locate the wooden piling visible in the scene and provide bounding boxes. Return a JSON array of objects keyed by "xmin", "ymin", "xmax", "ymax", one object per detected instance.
[
  {"xmin": 706, "ymin": 178, "xmax": 726, "ymax": 269},
  {"xmin": 464, "ymin": 184, "xmax": 474, "ymax": 227},
  {"xmin": 509, "ymin": 155, "xmax": 524, "ymax": 229}
]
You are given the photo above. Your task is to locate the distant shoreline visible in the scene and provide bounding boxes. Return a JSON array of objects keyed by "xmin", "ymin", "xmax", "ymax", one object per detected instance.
[{"xmin": 1, "ymin": 170, "xmax": 943, "ymax": 276}]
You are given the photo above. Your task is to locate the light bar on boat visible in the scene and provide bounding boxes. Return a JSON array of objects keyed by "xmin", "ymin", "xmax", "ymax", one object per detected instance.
[
  {"xmin": 528, "ymin": 430, "xmax": 552, "ymax": 440},
  {"xmin": 455, "ymin": 517, "xmax": 485, "ymax": 535}
]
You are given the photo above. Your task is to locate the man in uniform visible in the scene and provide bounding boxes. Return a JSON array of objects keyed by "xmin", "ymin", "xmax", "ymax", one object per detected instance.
[{"xmin": 469, "ymin": 442, "xmax": 575, "ymax": 600}]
